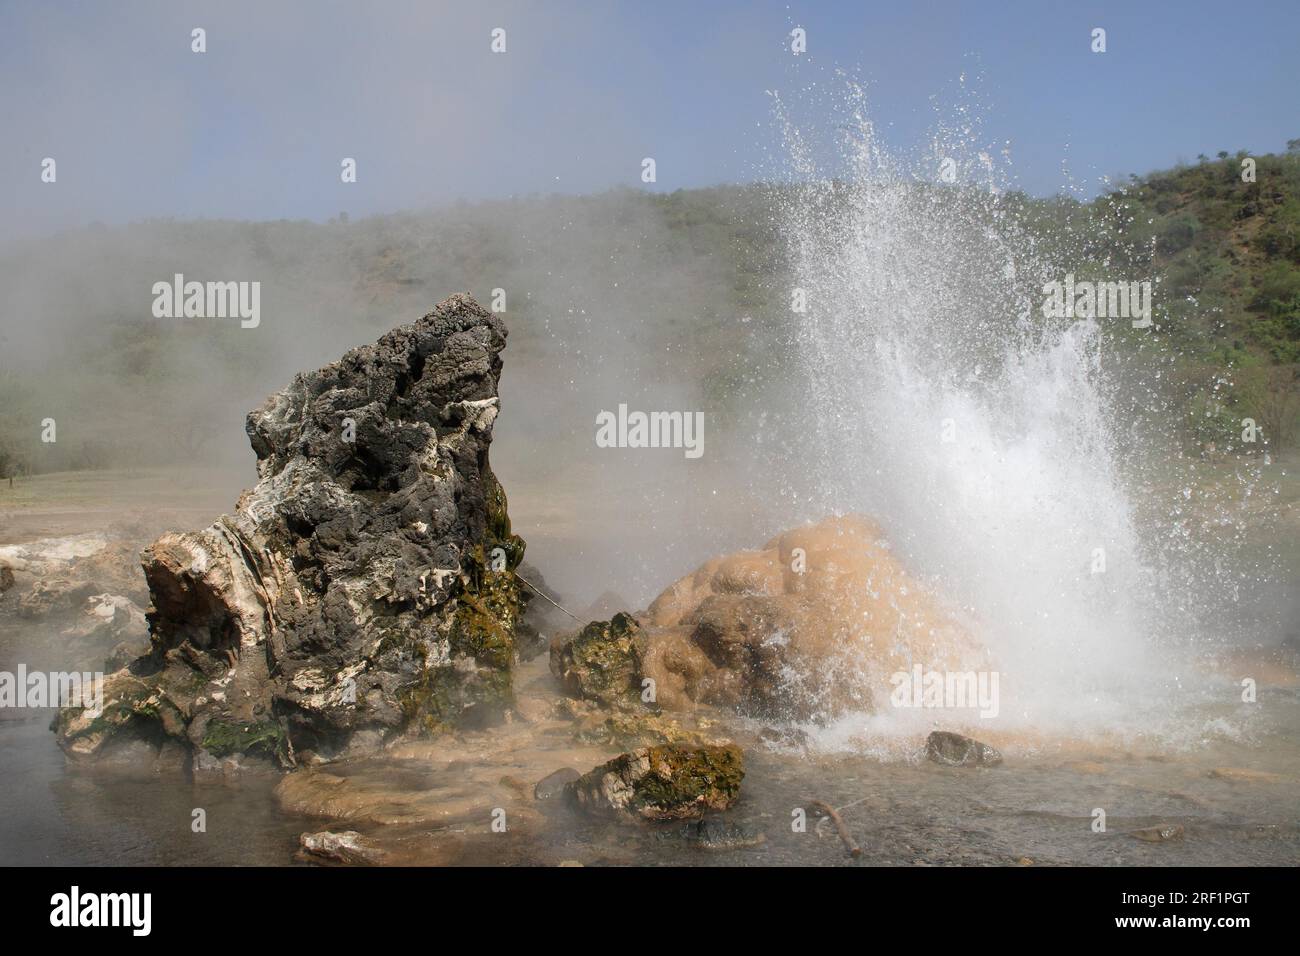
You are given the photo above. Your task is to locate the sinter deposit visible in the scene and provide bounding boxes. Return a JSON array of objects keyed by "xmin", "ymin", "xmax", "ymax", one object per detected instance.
[{"xmin": 551, "ymin": 514, "xmax": 988, "ymax": 724}]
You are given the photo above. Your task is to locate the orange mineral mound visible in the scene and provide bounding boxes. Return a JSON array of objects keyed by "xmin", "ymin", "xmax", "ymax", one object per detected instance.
[{"xmin": 637, "ymin": 514, "xmax": 990, "ymax": 722}]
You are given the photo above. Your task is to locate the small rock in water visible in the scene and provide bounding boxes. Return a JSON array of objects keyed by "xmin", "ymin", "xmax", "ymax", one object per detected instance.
[
  {"xmin": 297, "ymin": 830, "xmax": 386, "ymax": 865},
  {"xmin": 566, "ymin": 744, "xmax": 745, "ymax": 822},
  {"xmin": 1207, "ymin": 767, "xmax": 1283, "ymax": 783},
  {"xmin": 926, "ymin": 730, "xmax": 1002, "ymax": 767},
  {"xmin": 1129, "ymin": 824, "xmax": 1184, "ymax": 843},
  {"xmin": 534, "ymin": 767, "xmax": 581, "ymax": 800}
]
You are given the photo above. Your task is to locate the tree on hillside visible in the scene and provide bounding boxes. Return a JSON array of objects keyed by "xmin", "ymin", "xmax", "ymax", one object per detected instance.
[{"xmin": 0, "ymin": 439, "xmax": 21, "ymax": 487}]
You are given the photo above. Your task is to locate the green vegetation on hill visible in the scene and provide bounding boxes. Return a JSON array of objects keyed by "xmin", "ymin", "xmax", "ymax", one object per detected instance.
[
  {"xmin": 1121, "ymin": 147, "xmax": 1300, "ymax": 362},
  {"xmin": 1095, "ymin": 144, "xmax": 1300, "ymax": 448},
  {"xmin": 1, "ymin": 146, "xmax": 1297, "ymax": 479}
]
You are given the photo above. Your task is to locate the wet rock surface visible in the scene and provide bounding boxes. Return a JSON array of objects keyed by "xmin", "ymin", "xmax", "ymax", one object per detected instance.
[
  {"xmin": 570, "ymin": 710, "xmax": 723, "ymax": 748},
  {"xmin": 550, "ymin": 612, "xmax": 643, "ymax": 709},
  {"xmin": 297, "ymin": 830, "xmax": 387, "ymax": 865},
  {"xmin": 0, "ymin": 533, "xmax": 152, "ymax": 672},
  {"xmin": 566, "ymin": 743, "xmax": 745, "ymax": 822},
  {"xmin": 55, "ymin": 293, "xmax": 528, "ymax": 765},
  {"xmin": 270, "ymin": 655, "xmax": 619, "ymax": 831},
  {"xmin": 926, "ymin": 730, "xmax": 1003, "ymax": 767}
]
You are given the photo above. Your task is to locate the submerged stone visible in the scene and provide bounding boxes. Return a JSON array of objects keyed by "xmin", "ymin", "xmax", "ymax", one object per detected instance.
[
  {"xmin": 533, "ymin": 767, "xmax": 581, "ymax": 800},
  {"xmin": 925, "ymin": 730, "xmax": 1002, "ymax": 767},
  {"xmin": 663, "ymin": 816, "xmax": 766, "ymax": 850},
  {"xmin": 571, "ymin": 711, "xmax": 714, "ymax": 748},
  {"xmin": 1129, "ymin": 824, "xmax": 1185, "ymax": 843}
]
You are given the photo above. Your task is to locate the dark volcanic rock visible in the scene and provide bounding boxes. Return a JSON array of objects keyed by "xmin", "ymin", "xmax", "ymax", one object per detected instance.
[
  {"xmin": 565, "ymin": 743, "xmax": 745, "ymax": 822},
  {"xmin": 925, "ymin": 730, "xmax": 1002, "ymax": 767},
  {"xmin": 56, "ymin": 294, "xmax": 528, "ymax": 764}
]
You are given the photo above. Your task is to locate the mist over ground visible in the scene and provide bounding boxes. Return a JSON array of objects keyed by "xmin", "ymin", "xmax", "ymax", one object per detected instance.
[
  {"xmin": 0, "ymin": 0, "xmax": 1294, "ymax": 680},
  {"xmin": 0, "ymin": 186, "xmax": 809, "ymax": 607}
]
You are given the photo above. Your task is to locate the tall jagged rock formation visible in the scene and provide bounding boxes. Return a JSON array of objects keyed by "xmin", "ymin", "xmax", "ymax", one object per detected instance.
[{"xmin": 57, "ymin": 293, "xmax": 528, "ymax": 766}]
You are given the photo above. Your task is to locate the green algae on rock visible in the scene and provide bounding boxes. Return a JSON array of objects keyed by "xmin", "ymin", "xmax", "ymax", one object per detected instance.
[
  {"xmin": 201, "ymin": 718, "xmax": 287, "ymax": 760},
  {"xmin": 566, "ymin": 743, "xmax": 745, "ymax": 822},
  {"xmin": 549, "ymin": 612, "xmax": 644, "ymax": 709},
  {"xmin": 548, "ymin": 613, "xmax": 734, "ymax": 750}
]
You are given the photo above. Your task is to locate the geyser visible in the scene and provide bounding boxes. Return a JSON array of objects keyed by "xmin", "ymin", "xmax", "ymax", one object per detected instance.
[{"xmin": 772, "ymin": 83, "xmax": 1212, "ymax": 742}]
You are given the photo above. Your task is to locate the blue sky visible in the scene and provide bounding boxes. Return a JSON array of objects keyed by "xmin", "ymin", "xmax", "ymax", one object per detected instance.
[{"xmin": 1, "ymin": 0, "xmax": 1296, "ymax": 239}]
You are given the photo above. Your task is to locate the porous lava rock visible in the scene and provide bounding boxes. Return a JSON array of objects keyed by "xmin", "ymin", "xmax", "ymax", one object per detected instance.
[{"xmin": 56, "ymin": 294, "xmax": 528, "ymax": 766}]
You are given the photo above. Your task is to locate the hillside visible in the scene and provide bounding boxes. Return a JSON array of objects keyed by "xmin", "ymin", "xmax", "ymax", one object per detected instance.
[
  {"xmin": 1094, "ymin": 145, "xmax": 1300, "ymax": 449},
  {"xmin": 1, "ymin": 147, "xmax": 1298, "ymax": 479}
]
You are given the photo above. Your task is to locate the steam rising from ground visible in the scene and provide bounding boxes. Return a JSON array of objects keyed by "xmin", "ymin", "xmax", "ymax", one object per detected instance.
[
  {"xmin": 0, "ymin": 190, "xmax": 789, "ymax": 611},
  {"xmin": 0, "ymin": 69, "xmax": 1283, "ymax": 753}
]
